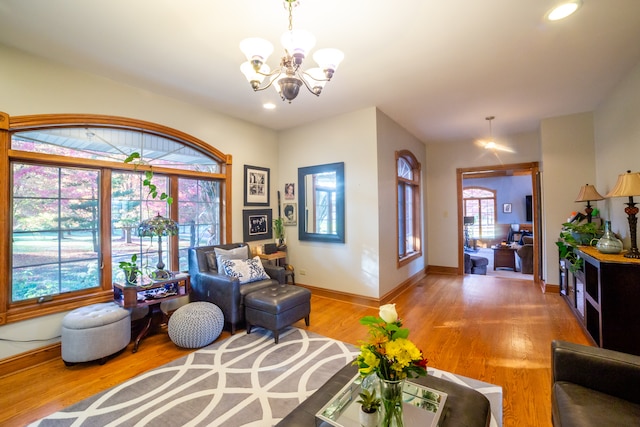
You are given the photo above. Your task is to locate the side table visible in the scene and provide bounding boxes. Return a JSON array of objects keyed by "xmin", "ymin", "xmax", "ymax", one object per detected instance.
[
  {"xmin": 492, "ymin": 246, "xmax": 517, "ymax": 271},
  {"xmin": 258, "ymin": 251, "xmax": 287, "ymax": 267},
  {"xmin": 113, "ymin": 273, "xmax": 190, "ymax": 352}
]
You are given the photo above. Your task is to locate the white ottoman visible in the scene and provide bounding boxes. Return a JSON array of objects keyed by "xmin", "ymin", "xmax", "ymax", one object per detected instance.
[
  {"xmin": 61, "ymin": 302, "xmax": 131, "ymax": 365},
  {"xmin": 168, "ymin": 302, "xmax": 224, "ymax": 348}
]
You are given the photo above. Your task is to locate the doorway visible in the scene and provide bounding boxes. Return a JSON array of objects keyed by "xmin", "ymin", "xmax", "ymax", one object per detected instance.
[{"xmin": 456, "ymin": 162, "xmax": 541, "ymax": 284}]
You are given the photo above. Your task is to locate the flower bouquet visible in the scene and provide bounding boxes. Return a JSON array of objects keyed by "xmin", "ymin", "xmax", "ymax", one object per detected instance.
[{"xmin": 354, "ymin": 303, "xmax": 428, "ymax": 427}]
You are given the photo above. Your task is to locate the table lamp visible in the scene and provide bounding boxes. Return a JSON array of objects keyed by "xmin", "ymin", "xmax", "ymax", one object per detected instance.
[
  {"xmin": 138, "ymin": 213, "xmax": 179, "ymax": 279},
  {"xmin": 574, "ymin": 184, "xmax": 604, "ymax": 223},
  {"xmin": 605, "ymin": 171, "xmax": 640, "ymax": 259}
]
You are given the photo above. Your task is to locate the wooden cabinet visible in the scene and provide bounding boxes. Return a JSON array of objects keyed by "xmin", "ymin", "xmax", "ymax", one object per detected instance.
[{"xmin": 562, "ymin": 247, "xmax": 640, "ymax": 356}]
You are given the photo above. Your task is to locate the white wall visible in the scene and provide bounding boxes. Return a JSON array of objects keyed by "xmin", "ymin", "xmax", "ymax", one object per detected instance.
[
  {"xmin": 375, "ymin": 110, "xmax": 426, "ymax": 296},
  {"xmin": 277, "ymin": 108, "xmax": 381, "ymax": 297},
  {"xmin": 594, "ymin": 60, "xmax": 640, "ymax": 244},
  {"xmin": 425, "ymin": 132, "xmax": 541, "ymax": 269},
  {"xmin": 0, "ymin": 44, "xmax": 279, "ymax": 358},
  {"xmin": 540, "ymin": 112, "xmax": 595, "ymax": 285}
]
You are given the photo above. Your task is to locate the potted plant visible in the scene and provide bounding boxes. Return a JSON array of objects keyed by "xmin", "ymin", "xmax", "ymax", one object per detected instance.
[
  {"xmin": 119, "ymin": 254, "xmax": 141, "ymax": 285},
  {"xmin": 556, "ymin": 221, "xmax": 603, "ymax": 272},
  {"xmin": 273, "ymin": 217, "xmax": 285, "ymax": 246},
  {"xmin": 356, "ymin": 388, "xmax": 381, "ymax": 427}
]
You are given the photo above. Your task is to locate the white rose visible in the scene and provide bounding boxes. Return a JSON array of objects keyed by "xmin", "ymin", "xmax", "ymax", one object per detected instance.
[{"xmin": 379, "ymin": 303, "xmax": 398, "ymax": 323}]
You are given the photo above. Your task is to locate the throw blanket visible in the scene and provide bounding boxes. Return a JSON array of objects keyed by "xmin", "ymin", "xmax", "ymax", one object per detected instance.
[{"xmin": 32, "ymin": 328, "xmax": 359, "ymax": 426}]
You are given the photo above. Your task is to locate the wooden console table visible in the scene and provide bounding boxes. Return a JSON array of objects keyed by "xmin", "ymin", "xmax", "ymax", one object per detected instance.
[
  {"xmin": 113, "ymin": 273, "xmax": 190, "ymax": 352},
  {"xmin": 562, "ymin": 247, "xmax": 640, "ymax": 356}
]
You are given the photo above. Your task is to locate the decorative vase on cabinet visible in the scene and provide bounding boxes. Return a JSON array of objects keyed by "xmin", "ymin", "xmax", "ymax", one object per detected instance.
[{"xmin": 596, "ymin": 221, "xmax": 623, "ymax": 254}]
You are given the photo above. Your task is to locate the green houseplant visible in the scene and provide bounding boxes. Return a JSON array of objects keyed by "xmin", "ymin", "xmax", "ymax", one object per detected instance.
[
  {"xmin": 556, "ymin": 221, "xmax": 603, "ymax": 272},
  {"xmin": 273, "ymin": 217, "xmax": 285, "ymax": 246},
  {"xmin": 119, "ymin": 254, "xmax": 142, "ymax": 285},
  {"xmin": 356, "ymin": 388, "xmax": 381, "ymax": 427}
]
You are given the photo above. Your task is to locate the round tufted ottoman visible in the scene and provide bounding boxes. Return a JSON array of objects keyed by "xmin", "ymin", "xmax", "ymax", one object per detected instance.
[
  {"xmin": 168, "ymin": 302, "xmax": 224, "ymax": 348},
  {"xmin": 61, "ymin": 302, "xmax": 131, "ymax": 366}
]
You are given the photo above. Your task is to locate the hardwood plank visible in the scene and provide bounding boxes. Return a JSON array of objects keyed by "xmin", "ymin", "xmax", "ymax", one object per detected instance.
[{"xmin": 0, "ymin": 273, "xmax": 590, "ymax": 427}]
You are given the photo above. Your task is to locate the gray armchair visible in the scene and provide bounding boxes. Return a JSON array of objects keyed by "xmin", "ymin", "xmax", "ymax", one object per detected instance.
[
  {"xmin": 188, "ymin": 243, "xmax": 285, "ymax": 334},
  {"xmin": 552, "ymin": 340, "xmax": 640, "ymax": 426},
  {"xmin": 516, "ymin": 235, "xmax": 534, "ymax": 274}
]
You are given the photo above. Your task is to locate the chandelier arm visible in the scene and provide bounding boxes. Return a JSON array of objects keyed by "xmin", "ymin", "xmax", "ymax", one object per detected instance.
[
  {"xmin": 250, "ymin": 69, "xmax": 283, "ymax": 92},
  {"xmin": 300, "ymin": 69, "xmax": 330, "ymax": 83},
  {"xmin": 297, "ymin": 70, "xmax": 321, "ymax": 96}
]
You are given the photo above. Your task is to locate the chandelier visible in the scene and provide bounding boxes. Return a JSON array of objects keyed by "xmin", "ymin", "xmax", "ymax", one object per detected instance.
[{"xmin": 239, "ymin": 0, "xmax": 344, "ymax": 103}]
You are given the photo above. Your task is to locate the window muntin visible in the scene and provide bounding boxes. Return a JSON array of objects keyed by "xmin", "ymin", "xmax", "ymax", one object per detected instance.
[
  {"xmin": 463, "ymin": 187, "xmax": 496, "ymax": 238},
  {"xmin": 2, "ymin": 114, "xmax": 230, "ymax": 324},
  {"xmin": 12, "ymin": 164, "xmax": 100, "ymax": 302},
  {"xmin": 177, "ymin": 178, "xmax": 221, "ymax": 271},
  {"xmin": 12, "ymin": 127, "xmax": 221, "ymax": 172},
  {"xmin": 396, "ymin": 152, "xmax": 422, "ymax": 264}
]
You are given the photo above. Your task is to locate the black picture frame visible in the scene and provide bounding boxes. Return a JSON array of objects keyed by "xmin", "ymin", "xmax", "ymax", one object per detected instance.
[
  {"xmin": 244, "ymin": 165, "xmax": 270, "ymax": 206},
  {"xmin": 242, "ymin": 209, "xmax": 273, "ymax": 242}
]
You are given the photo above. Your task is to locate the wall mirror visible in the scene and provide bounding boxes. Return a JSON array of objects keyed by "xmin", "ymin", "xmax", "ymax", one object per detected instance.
[{"xmin": 298, "ymin": 162, "xmax": 345, "ymax": 243}]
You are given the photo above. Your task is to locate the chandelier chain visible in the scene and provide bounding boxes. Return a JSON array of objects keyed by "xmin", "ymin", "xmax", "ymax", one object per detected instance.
[{"xmin": 288, "ymin": 1, "xmax": 294, "ymax": 31}]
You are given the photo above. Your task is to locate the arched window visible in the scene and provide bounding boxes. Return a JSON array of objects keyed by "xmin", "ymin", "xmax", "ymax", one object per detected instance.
[
  {"xmin": 0, "ymin": 113, "xmax": 231, "ymax": 324},
  {"xmin": 462, "ymin": 187, "xmax": 496, "ymax": 238},
  {"xmin": 396, "ymin": 150, "xmax": 422, "ymax": 266}
]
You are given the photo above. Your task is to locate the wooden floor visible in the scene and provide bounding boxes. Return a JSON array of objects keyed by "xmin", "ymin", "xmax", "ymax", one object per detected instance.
[{"xmin": 0, "ymin": 273, "xmax": 590, "ymax": 427}]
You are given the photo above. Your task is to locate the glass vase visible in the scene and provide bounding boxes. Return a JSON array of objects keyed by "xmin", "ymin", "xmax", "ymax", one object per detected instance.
[
  {"xmin": 596, "ymin": 220, "xmax": 623, "ymax": 254},
  {"xmin": 378, "ymin": 376, "xmax": 405, "ymax": 427}
]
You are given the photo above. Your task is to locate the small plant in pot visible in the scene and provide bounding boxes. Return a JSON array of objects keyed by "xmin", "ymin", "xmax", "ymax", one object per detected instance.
[
  {"xmin": 356, "ymin": 388, "xmax": 381, "ymax": 427},
  {"xmin": 119, "ymin": 254, "xmax": 142, "ymax": 286}
]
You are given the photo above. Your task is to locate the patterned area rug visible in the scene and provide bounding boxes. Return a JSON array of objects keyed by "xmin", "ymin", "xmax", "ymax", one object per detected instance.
[{"xmin": 31, "ymin": 328, "xmax": 359, "ymax": 427}]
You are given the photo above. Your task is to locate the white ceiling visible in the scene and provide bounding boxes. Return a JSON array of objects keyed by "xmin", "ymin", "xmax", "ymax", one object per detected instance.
[{"xmin": 1, "ymin": 0, "xmax": 640, "ymax": 143}]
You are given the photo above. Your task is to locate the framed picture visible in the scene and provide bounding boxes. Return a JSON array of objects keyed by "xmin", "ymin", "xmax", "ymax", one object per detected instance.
[
  {"xmin": 242, "ymin": 209, "xmax": 273, "ymax": 242},
  {"xmin": 503, "ymin": 203, "xmax": 512, "ymax": 213},
  {"xmin": 284, "ymin": 183, "xmax": 295, "ymax": 200},
  {"xmin": 244, "ymin": 165, "xmax": 270, "ymax": 206},
  {"xmin": 282, "ymin": 202, "xmax": 297, "ymax": 226}
]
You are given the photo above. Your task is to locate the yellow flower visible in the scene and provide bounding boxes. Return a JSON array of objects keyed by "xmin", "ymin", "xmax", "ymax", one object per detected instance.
[
  {"xmin": 357, "ymin": 346, "xmax": 380, "ymax": 375},
  {"xmin": 385, "ymin": 338, "xmax": 422, "ymax": 370}
]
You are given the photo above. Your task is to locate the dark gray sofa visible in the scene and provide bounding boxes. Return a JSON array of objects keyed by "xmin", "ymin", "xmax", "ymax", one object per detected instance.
[
  {"xmin": 188, "ymin": 243, "xmax": 285, "ymax": 334},
  {"xmin": 551, "ymin": 340, "xmax": 640, "ymax": 426}
]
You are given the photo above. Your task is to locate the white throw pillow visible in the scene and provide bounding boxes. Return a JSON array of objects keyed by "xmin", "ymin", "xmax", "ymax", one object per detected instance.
[
  {"xmin": 214, "ymin": 246, "xmax": 248, "ymax": 271},
  {"xmin": 220, "ymin": 256, "xmax": 270, "ymax": 284}
]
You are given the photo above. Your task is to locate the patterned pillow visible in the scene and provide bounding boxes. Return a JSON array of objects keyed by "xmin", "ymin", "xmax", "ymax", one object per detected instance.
[
  {"xmin": 213, "ymin": 246, "xmax": 248, "ymax": 271},
  {"xmin": 220, "ymin": 256, "xmax": 270, "ymax": 284}
]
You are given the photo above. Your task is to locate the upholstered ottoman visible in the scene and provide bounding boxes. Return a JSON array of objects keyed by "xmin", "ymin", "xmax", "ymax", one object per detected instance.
[
  {"xmin": 168, "ymin": 302, "xmax": 224, "ymax": 348},
  {"xmin": 61, "ymin": 302, "xmax": 131, "ymax": 366},
  {"xmin": 245, "ymin": 285, "xmax": 311, "ymax": 344}
]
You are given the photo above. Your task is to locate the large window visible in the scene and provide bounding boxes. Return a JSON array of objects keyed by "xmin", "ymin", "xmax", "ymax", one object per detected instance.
[
  {"xmin": 463, "ymin": 187, "xmax": 496, "ymax": 238},
  {"xmin": 1, "ymin": 113, "xmax": 231, "ymax": 324},
  {"xmin": 396, "ymin": 150, "xmax": 422, "ymax": 265},
  {"xmin": 12, "ymin": 164, "xmax": 100, "ymax": 302}
]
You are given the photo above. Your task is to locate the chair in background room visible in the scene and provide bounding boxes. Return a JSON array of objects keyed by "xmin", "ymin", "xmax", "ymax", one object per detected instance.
[{"xmin": 516, "ymin": 235, "xmax": 534, "ymax": 274}]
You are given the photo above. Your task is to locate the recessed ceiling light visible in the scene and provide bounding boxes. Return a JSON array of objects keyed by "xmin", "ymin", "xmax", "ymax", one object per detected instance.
[
  {"xmin": 263, "ymin": 103, "xmax": 276, "ymax": 110},
  {"xmin": 546, "ymin": 0, "xmax": 582, "ymax": 21}
]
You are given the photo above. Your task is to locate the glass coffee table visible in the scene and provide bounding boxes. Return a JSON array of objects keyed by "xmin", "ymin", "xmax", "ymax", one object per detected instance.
[
  {"xmin": 316, "ymin": 373, "xmax": 447, "ymax": 427},
  {"xmin": 276, "ymin": 364, "xmax": 492, "ymax": 427}
]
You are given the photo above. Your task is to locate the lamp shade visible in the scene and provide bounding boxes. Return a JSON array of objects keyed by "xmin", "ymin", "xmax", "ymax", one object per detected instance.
[
  {"xmin": 138, "ymin": 213, "xmax": 179, "ymax": 237},
  {"xmin": 280, "ymin": 29, "xmax": 316, "ymax": 58},
  {"xmin": 606, "ymin": 171, "xmax": 640, "ymax": 198},
  {"xmin": 239, "ymin": 37, "xmax": 274, "ymax": 65},
  {"xmin": 575, "ymin": 184, "xmax": 604, "ymax": 202}
]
